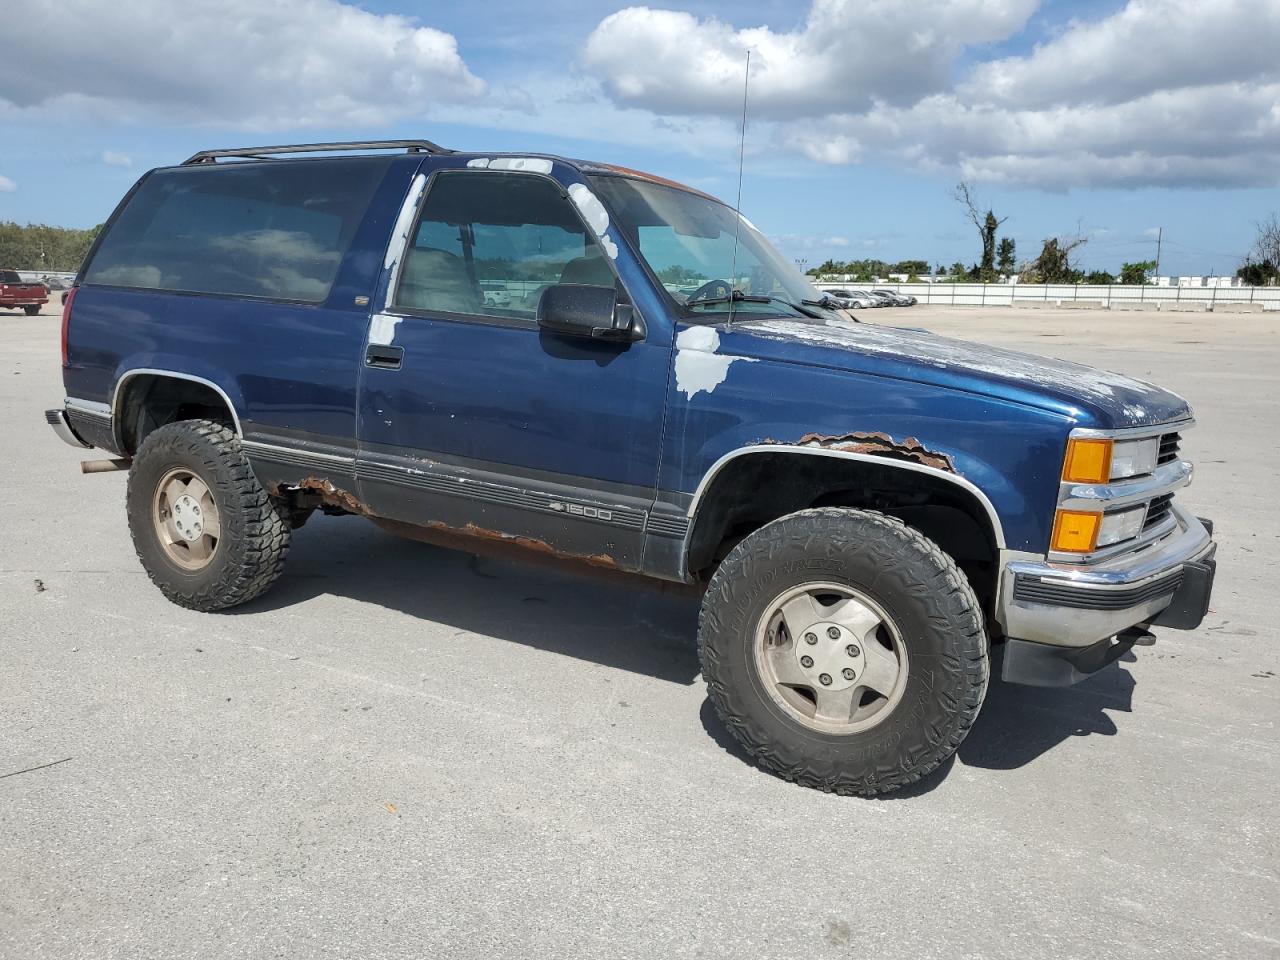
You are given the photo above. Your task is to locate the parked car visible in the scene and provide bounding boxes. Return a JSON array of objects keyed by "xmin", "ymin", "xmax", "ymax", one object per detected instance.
[
  {"xmin": 823, "ymin": 288, "xmax": 877, "ymax": 309},
  {"xmin": 480, "ymin": 282, "xmax": 510, "ymax": 307},
  {"xmin": 847, "ymin": 289, "xmax": 889, "ymax": 307},
  {"xmin": 0, "ymin": 270, "xmax": 49, "ymax": 314},
  {"xmin": 47, "ymin": 139, "xmax": 1216, "ymax": 796},
  {"xmin": 874, "ymin": 288, "xmax": 917, "ymax": 306}
]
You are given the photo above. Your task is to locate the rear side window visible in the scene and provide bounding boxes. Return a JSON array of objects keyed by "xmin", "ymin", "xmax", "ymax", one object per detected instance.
[
  {"xmin": 0, "ymin": 271, "xmax": 22, "ymax": 283},
  {"xmin": 84, "ymin": 158, "xmax": 391, "ymax": 303}
]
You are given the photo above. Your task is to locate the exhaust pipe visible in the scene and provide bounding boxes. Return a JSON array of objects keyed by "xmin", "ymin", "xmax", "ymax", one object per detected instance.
[{"xmin": 80, "ymin": 459, "xmax": 131, "ymax": 474}]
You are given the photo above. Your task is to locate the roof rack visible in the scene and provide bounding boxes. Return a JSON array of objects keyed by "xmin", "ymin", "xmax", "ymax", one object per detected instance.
[{"xmin": 182, "ymin": 139, "xmax": 452, "ymax": 165}]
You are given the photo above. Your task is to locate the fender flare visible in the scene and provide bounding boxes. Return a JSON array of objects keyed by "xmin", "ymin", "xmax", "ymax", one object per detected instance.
[
  {"xmin": 684, "ymin": 443, "xmax": 1007, "ymax": 549},
  {"xmin": 111, "ymin": 368, "xmax": 243, "ymax": 449}
]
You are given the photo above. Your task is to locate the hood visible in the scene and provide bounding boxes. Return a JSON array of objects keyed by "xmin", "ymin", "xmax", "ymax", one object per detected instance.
[{"xmin": 726, "ymin": 318, "xmax": 1190, "ymax": 430}]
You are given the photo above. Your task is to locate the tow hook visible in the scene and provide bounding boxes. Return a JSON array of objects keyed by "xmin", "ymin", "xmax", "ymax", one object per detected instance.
[{"xmin": 1118, "ymin": 626, "xmax": 1157, "ymax": 647}]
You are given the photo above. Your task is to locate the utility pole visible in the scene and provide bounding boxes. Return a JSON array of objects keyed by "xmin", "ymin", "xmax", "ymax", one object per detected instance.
[{"xmin": 1154, "ymin": 226, "xmax": 1162, "ymax": 279}]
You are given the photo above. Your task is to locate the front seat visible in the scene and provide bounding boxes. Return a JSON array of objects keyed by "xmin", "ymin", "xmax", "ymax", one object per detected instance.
[
  {"xmin": 559, "ymin": 253, "xmax": 615, "ymax": 287},
  {"xmin": 399, "ymin": 248, "xmax": 482, "ymax": 315}
]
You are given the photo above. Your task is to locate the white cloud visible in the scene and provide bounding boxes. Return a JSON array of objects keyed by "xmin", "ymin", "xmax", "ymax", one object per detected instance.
[
  {"xmin": 804, "ymin": 79, "xmax": 1280, "ymax": 189},
  {"xmin": 102, "ymin": 151, "xmax": 132, "ymax": 167},
  {"xmin": 770, "ymin": 233, "xmax": 852, "ymax": 251},
  {"xmin": 0, "ymin": 174, "xmax": 14, "ymax": 192},
  {"xmin": 583, "ymin": 1, "xmax": 1038, "ymax": 119},
  {"xmin": 0, "ymin": 0, "xmax": 485, "ymax": 129},
  {"xmin": 581, "ymin": 0, "xmax": 1280, "ymax": 190},
  {"xmin": 966, "ymin": 0, "xmax": 1279, "ymax": 109}
]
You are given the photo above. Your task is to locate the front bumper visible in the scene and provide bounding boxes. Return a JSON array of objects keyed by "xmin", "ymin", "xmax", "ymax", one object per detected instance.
[{"xmin": 996, "ymin": 505, "xmax": 1215, "ymax": 683}]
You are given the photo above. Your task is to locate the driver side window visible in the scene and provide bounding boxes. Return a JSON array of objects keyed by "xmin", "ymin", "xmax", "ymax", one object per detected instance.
[{"xmin": 395, "ymin": 171, "xmax": 618, "ymax": 322}]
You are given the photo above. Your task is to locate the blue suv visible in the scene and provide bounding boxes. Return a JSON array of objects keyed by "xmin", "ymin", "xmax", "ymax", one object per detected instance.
[{"xmin": 47, "ymin": 140, "xmax": 1216, "ymax": 795}]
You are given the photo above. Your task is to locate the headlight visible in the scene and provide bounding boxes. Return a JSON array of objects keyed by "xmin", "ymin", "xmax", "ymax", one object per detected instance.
[
  {"xmin": 1051, "ymin": 505, "xmax": 1146, "ymax": 553},
  {"xmin": 1109, "ymin": 437, "xmax": 1160, "ymax": 479},
  {"xmin": 1096, "ymin": 505, "xmax": 1146, "ymax": 546},
  {"xmin": 1062, "ymin": 436, "xmax": 1161, "ymax": 483}
]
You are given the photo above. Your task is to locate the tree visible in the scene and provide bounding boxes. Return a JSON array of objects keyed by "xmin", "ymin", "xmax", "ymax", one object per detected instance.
[
  {"xmin": 1119, "ymin": 260, "xmax": 1156, "ymax": 285},
  {"xmin": 0, "ymin": 221, "xmax": 101, "ymax": 272},
  {"xmin": 996, "ymin": 237, "xmax": 1016, "ymax": 275},
  {"xmin": 1237, "ymin": 258, "xmax": 1280, "ymax": 286},
  {"xmin": 1083, "ymin": 270, "xmax": 1116, "ymax": 285},
  {"xmin": 1237, "ymin": 213, "xmax": 1280, "ymax": 285},
  {"xmin": 948, "ymin": 261, "xmax": 968, "ymax": 279},
  {"xmin": 657, "ymin": 264, "xmax": 705, "ymax": 284},
  {"xmin": 954, "ymin": 182, "xmax": 1007, "ymax": 282},
  {"xmin": 1251, "ymin": 213, "xmax": 1280, "ymax": 271},
  {"xmin": 1020, "ymin": 235, "xmax": 1087, "ymax": 283}
]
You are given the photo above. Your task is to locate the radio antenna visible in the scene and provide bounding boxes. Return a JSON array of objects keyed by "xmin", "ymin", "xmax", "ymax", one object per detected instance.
[{"xmin": 727, "ymin": 49, "xmax": 750, "ymax": 327}]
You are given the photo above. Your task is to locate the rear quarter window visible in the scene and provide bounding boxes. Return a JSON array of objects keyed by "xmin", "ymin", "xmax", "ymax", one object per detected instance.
[{"xmin": 83, "ymin": 158, "xmax": 392, "ymax": 303}]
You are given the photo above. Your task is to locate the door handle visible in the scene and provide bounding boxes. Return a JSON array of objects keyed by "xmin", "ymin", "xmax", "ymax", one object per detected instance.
[{"xmin": 365, "ymin": 344, "xmax": 404, "ymax": 370}]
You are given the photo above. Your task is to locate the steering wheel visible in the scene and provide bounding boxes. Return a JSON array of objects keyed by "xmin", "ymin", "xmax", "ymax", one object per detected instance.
[{"xmin": 686, "ymin": 279, "xmax": 733, "ymax": 303}]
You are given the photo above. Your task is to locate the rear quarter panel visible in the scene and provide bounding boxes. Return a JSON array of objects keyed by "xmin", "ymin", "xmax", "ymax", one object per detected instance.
[{"xmin": 62, "ymin": 156, "xmax": 423, "ymax": 449}]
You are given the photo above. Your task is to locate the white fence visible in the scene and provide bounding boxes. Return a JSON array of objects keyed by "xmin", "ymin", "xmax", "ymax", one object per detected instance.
[{"xmin": 826, "ymin": 283, "xmax": 1280, "ymax": 310}]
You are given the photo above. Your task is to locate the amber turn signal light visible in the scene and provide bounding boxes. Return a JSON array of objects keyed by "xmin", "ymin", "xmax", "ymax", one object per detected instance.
[
  {"xmin": 1051, "ymin": 510, "xmax": 1102, "ymax": 553},
  {"xmin": 1062, "ymin": 438, "xmax": 1113, "ymax": 484}
]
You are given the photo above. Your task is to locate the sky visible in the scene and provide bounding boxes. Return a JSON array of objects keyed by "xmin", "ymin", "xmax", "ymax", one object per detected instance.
[{"xmin": 1, "ymin": 0, "xmax": 1277, "ymax": 277}]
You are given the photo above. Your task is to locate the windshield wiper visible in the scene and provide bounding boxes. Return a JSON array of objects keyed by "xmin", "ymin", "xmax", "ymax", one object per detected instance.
[{"xmin": 688, "ymin": 290, "xmax": 819, "ymax": 318}]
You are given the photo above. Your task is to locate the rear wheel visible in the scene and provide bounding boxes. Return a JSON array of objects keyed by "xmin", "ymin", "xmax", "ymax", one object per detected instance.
[
  {"xmin": 698, "ymin": 507, "xmax": 988, "ymax": 795},
  {"xmin": 127, "ymin": 419, "xmax": 290, "ymax": 610},
  {"xmin": 23, "ymin": 305, "xmax": 40, "ymax": 315}
]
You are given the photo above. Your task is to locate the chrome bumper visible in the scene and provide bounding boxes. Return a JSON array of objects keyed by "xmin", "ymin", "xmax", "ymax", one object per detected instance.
[
  {"xmin": 997, "ymin": 503, "xmax": 1214, "ymax": 650},
  {"xmin": 45, "ymin": 408, "xmax": 92, "ymax": 449}
]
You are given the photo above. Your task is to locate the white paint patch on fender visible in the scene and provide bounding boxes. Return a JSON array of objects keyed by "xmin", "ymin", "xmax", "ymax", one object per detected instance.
[
  {"xmin": 674, "ymin": 326, "xmax": 756, "ymax": 399},
  {"xmin": 368, "ymin": 313, "xmax": 401, "ymax": 346}
]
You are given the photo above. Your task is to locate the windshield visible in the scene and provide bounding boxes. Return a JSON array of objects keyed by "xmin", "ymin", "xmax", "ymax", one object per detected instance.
[{"xmin": 588, "ymin": 175, "xmax": 839, "ymax": 322}]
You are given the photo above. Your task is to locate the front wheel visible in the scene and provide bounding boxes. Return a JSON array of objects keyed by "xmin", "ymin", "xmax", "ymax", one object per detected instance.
[
  {"xmin": 698, "ymin": 508, "xmax": 988, "ymax": 795},
  {"xmin": 126, "ymin": 419, "xmax": 290, "ymax": 611}
]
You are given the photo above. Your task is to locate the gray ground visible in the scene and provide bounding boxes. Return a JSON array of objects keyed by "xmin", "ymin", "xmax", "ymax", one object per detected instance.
[{"xmin": 2, "ymin": 303, "xmax": 1276, "ymax": 959}]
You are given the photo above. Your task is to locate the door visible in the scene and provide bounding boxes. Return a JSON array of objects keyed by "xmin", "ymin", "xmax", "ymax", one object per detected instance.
[{"xmin": 356, "ymin": 169, "xmax": 672, "ymax": 571}]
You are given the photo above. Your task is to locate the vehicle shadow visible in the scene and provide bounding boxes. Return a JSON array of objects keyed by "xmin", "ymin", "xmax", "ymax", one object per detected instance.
[
  {"xmin": 959, "ymin": 654, "xmax": 1135, "ymax": 771},
  {"xmin": 246, "ymin": 515, "xmax": 1136, "ymax": 787},
  {"xmin": 235, "ymin": 514, "xmax": 704, "ymax": 685},
  {"xmin": 698, "ymin": 653, "xmax": 1136, "ymax": 797}
]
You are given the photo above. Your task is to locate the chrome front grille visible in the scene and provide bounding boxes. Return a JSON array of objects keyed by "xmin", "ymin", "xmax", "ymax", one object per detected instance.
[
  {"xmin": 1054, "ymin": 420, "xmax": 1195, "ymax": 563},
  {"xmin": 1144, "ymin": 492, "xmax": 1175, "ymax": 531}
]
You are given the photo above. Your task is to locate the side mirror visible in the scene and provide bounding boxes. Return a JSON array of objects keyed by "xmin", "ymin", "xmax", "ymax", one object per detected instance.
[{"xmin": 537, "ymin": 283, "xmax": 643, "ymax": 342}]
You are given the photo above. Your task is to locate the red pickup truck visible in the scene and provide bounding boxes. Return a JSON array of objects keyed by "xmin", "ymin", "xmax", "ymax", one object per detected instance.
[{"xmin": 0, "ymin": 270, "xmax": 49, "ymax": 314}]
